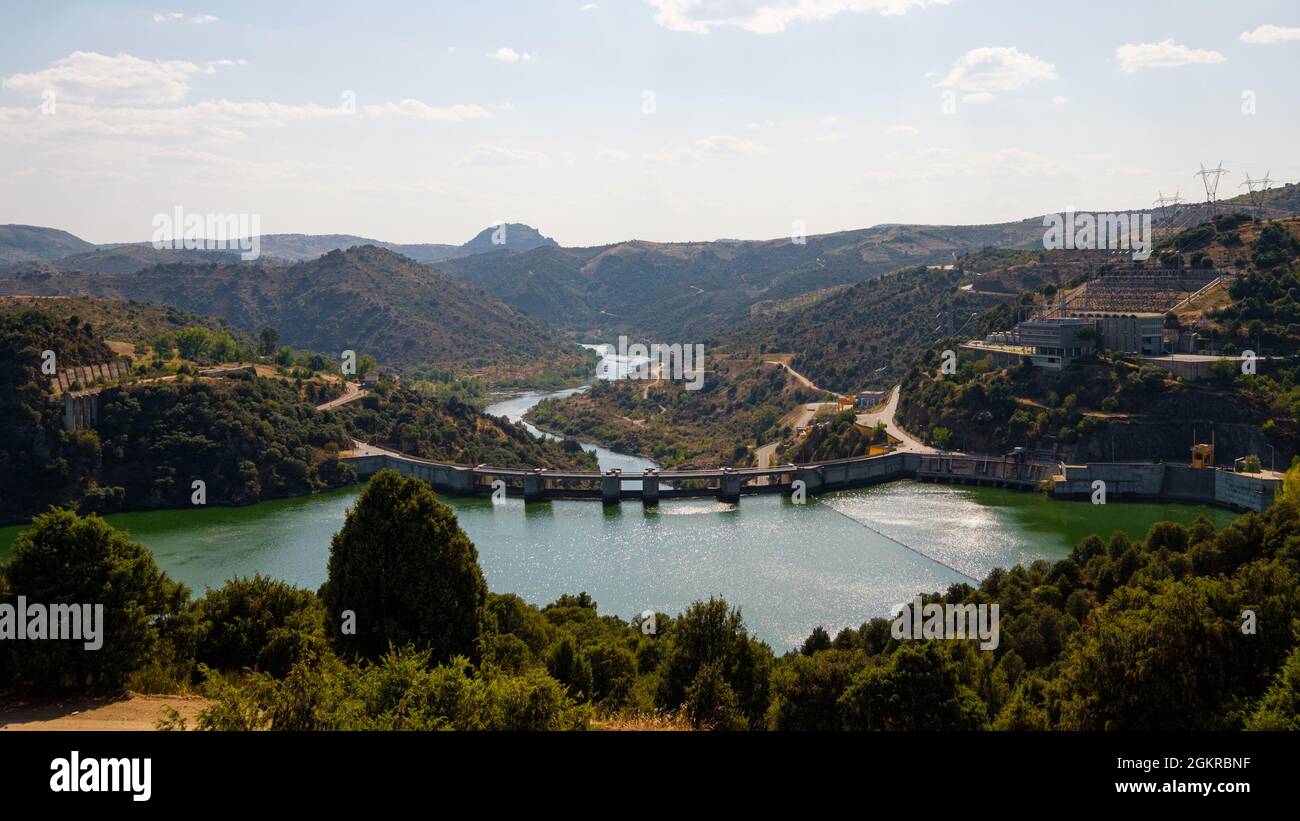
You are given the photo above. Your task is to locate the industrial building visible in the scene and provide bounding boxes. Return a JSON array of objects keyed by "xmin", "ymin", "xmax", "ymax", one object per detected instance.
[
  {"xmin": 1015, "ymin": 317, "xmax": 1096, "ymax": 368},
  {"xmin": 972, "ymin": 312, "xmax": 1168, "ymax": 369},
  {"xmin": 1072, "ymin": 312, "xmax": 1165, "ymax": 356}
]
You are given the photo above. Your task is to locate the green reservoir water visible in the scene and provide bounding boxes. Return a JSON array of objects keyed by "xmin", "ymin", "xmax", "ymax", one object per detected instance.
[
  {"xmin": 0, "ymin": 346, "xmax": 1239, "ymax": 649},
  {"xmin": 0, "ymin": 480, "xmax": 1236, "ymax": 650}
]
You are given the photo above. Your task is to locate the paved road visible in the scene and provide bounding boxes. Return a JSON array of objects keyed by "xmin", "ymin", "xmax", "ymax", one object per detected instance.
[
  {"xmin": 316, "ymin": 381, "xmax": 368, "ymax": 411},
  {"xmin": 855, "ymin": 385, "xmax": 935, "ymax": 453},
  {"xmin": 341, "ymin": 438, "xmax": 399, "ymax": 458},
  {"xmin": 755, "ymin": 400, "xmax": 838, "ymax": 469}
]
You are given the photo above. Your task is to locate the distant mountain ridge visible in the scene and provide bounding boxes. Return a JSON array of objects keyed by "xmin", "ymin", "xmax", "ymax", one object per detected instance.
[
  {"xmin": 0, "ymin": 222, "xmax": 559, "ymax": 272},
  {"xmin": 0, "ymin": 225, "xmax": 95, "ymax": 264},
  {"xmin": 6, "ymin": 182, "xmax": 1299, "ymax": 347},
  {"xmin": 0, "ymin": 245, "xmax": 591, "ymax": 382}
]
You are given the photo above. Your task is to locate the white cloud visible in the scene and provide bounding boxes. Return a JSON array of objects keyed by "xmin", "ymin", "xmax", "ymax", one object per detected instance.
[
  {"xmin": 0, "ymin": 100, "xmax": 338, "ymax": 142},
  {"xmin": 1239, "ymin": 24, "xmax": 1300, "ymax": 45},
  {"xmin": 141, "ymin": 146, "xmax": 322, "ymax": 183},
  {"xmin": 201, "ymin": 59, "xmax": 248, "ymax": 74},
  {"xmin": 362, "ymin": 99, "xmax": 498, "ymax": 122},
  {"xmin": 486, "ymin": 47, "xmax": 533, "ymax": 63},
  {"xmin": 0, "ymin": 97, "xmax": 501, "ymax": 142},
  {"xmin": 647, "ymin": 0, "xmax": 951, "ymax": 35},
  {"xmin": 935, "ymin": 47, "xmax": 1058, "ymax": 99},
  {"xmin": 458, "ymin": 144, "xmax": 548, "ymax": 167},
  {"xmin": 596, "ymin": 147, "xmax": 628, "ymax": 162},
  {"xmin": 861, "ymin": 146, "xmax": 1073, "ymax": 182},
  {"xmin": 580, "ymin": 3, "xmax": 598, "ymax": 9},
  {"xmin": 886, "ymin": 124, "xmax": 919, "ymax": 135},
  {"xmin": 643, "ymin": 134, "xmax": 768, "ymax": 163},
  {"xmin": 1115, "ymin": 40, "xmax": 1226, "ymax": 72},
  {"xmin": 1, "ymin": 51, "xmax": 238, "ymax": 104},
  {"xmin": 152, "ymin": 12, "xmax": 220, "ymax": 24},
  {"xmin": 1052, "ymin": 95, "xmax": 1068, "ymax": 105},
  {"xmin": 1103, "ymin": 165, "xmax": 1157, "ymax": 179}
]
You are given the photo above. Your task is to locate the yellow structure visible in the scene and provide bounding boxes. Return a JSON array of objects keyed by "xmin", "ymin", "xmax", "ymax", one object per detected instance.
[{"xmin": 1191, "ymin": 431, "xmax": 1215, "ymax": 468}]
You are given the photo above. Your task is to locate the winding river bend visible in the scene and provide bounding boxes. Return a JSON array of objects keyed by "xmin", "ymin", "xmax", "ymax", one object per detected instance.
[{"xmin": 0, "ymin": 346, "xmax": 1238, "ymax": 649}]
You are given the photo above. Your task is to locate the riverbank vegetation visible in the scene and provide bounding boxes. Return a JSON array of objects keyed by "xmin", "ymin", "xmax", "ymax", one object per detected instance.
[
  {"xmin": 524, "ymin": 358, "xmax": 820, "ymax": 468},
  {"xmin": 0, "ymin": 306, "xmax": 595, "ymax": 523},
  {"xmin": 4, "ymin": 466, "xmax": 1298, "ymax": 731},
  {"xmin": 777, "ymin": 411, "xmax": 888, "ymax": 463},
  {"xmin": 328, "ymin": 381, "xmax": 597, "ymax": 471}
]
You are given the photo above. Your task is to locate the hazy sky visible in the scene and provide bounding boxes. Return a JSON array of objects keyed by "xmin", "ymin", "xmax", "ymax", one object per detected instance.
[{"xmin": 1, "ymin": 0, "xmax": 1298, "ymax": 246}]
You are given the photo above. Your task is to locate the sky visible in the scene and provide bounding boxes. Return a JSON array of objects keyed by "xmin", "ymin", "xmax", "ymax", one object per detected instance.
[{"xmin": 1, "ymin": 0, "xmax": 1298, "ymax": 246}]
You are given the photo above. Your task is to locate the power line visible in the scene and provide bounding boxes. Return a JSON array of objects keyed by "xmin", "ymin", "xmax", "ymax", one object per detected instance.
[
  {"xmin": 1194, "ymin": 161, "xmax": 1230, "ymax": 214},
  {"xmin": 1240, "ymin": 171, "xmax": 1274, "ymax": 217}
]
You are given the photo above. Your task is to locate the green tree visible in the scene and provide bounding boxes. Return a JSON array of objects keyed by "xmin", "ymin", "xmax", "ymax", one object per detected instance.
[
  {"xmin": 258, "ymin": 326, "xmax": 280, "ymax": 357},
  {"xmin": 210, "ymin": 331, "xmax": 239, "ymax": 363},
  {"xmin": 767, "ymin": 648, "xmax": 868, "ymax": 730},
  {"xmin": 1055, "ymin": 578, "xmax": 1244, "ymax": 730},
  {"xmin": 684, "ymin": 662, "xmax": 746, "ymax": 730},
  {"xmin": 357, "ymin": 353, "xmax": 378, "ymax": 379},
  {"xmin": 586, "ymin": 641, "xmax": 637, "ymax": 707},
  {"xmin": 4, "ymin": 508, "xmax": 191, "ymax": 688},
  {"xmin": 1246, "ymin": 645, "xmax": 1300, "ymax": 730},
  {"xmin": 656, "ymin": 597, "xmax": 772, "ymax": 727},
  {"xmin": 194, "ymin": 575, "xmax": 327, "ymax": 677},
  {"xmin": 193, "ymin": 647, "xmax": 586, "ymax": 731},
  {"xmin": 801, "ymin": 625, "xmax": 832, "ymax": 655},
  {"xmin": 930, "ymin": 426, "xmax": 952, "ymax": 449},
  {"xmin": 174, "ymin": 326, "xmax": 212, "ymax": 361},
  {"xmin": 151, "ymin": 333, "xmax": 174, "ymax": 360},
  {"xmin": 320, "ymin": 469, "xmax": 487, "ymax": 664},
  {"xmin": 839, "ymin": 643, "xmax": 987, "ymax": 731},
  {"xmin": 545, "ymin": 635, "xmax": 593, "ymax": 700}
]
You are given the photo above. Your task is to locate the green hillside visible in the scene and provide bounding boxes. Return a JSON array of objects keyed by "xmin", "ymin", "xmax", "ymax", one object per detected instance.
[
  {"xmin": 0, "ymin": 303, "xmax": 596, "ymax": 522},
  {"xmin": 0, "ymin": 224, "xmax": 94, "ymax": 264},
  {"xmin": 0, "ymin": 246, "xmax": 594, "ymax": 385}
]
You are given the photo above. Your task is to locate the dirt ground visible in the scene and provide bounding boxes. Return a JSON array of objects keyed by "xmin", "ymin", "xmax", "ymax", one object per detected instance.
[{"xmin": 0, "ymin": 693, "xmax": 210, "ymax": 731}]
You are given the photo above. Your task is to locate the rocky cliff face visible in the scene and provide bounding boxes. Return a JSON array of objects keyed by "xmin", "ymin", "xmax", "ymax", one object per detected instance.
[
  {"xmin": 1067, "ymin": 383, "xmax": 1289, "ymax": 465},
  {"xmin": 1069, "ymin": 420, "xmax": 1284, "ymax": 468}
]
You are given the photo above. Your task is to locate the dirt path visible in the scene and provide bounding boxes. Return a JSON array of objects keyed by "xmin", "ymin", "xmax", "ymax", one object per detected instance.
[
  {"xmin": 765, "ymin": 359, "xmax": 837, "ymax": 395},
  {"xmin": 0, "ymin": 693, "xmax": 210, "ymax": 731},
  {"xmin": 752, "ymin": 358, "xmax": 844, "ymax": 475}
]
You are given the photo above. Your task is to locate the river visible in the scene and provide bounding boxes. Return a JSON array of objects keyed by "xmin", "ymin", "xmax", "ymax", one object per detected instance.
[{"xmin": 0, "ymin": 346, "xmax": 1238, "ymax": 649}]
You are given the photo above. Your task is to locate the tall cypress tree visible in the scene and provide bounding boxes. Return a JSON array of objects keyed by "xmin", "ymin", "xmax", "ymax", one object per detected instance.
[{"xmin": 321, "ymin": 469, "xmax": 487, "ymax": 664}]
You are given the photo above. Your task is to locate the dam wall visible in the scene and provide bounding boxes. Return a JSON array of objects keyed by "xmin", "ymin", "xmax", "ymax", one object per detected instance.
[{"xmin": 1053, "ymin": 462, "xmax": 1278, "ymax": 512}]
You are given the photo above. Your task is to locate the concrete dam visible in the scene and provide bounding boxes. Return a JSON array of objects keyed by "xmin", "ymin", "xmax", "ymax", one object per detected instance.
[
  {"xmin": 341, "ymin": 444, "xmax": 1056, "ymax": 506},
  {"xmin": 342, "ymin": 442, "xmax": 1279, "ymax": 512}
]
